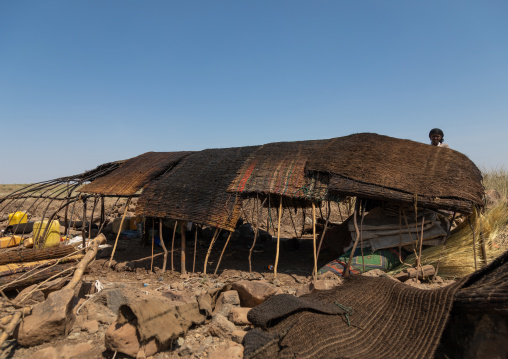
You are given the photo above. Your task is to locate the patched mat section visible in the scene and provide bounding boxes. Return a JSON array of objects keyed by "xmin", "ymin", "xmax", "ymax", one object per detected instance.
[
  {"xmin": 228, "ymin": 139, "xmax": 330, "ymax": 201},
  {"xmin": 79, "ymin": 151, "xmax": 193, "ymax": 196},
  {"xmin": 244, "ymin": 275, "xmax": 463, "ymax": 359},
  {"xmin": 306, "ymin": 133, "xmax": 484, "ymax": 213},
  {"xmin": 136, "ymin": 146, "xmax": 259, "ymax": 231}
]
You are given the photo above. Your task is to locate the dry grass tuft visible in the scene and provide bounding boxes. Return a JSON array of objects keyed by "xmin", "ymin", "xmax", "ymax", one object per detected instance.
[{"xmin": 482, "ymin": 166, "xmax": 508, "ymax": 199}]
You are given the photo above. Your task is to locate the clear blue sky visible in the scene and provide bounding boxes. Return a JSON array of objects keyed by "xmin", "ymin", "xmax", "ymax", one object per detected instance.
[{"xmin": 1, "ymin": 1, "xmax": 507, "ymax": 183}]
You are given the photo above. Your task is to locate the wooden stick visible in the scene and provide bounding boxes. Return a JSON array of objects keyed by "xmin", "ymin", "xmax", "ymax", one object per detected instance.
[
  {"xmin": 193, "ymin": 225, "xmax": 198, "ymax": 273},
  {"xmin": 0, "ymin": 310, "xmax": 23, "ymax": 347},
  {"xmin": 416, "ymin": 209, "xmax": 426, "ymax": 274},
  {"xmin": 180, "ymin": 222, "xmax": 186, "ymax": 275},
  {"xmin": 344, "ymin": 199, "xmax": 361, "ymax": 277},
  {"xmin": 0, "ymin": 307, "xmax": 31, "ymax": 326},
  {"xmin": 171, "ymin": 221, "xmax": 178, "ymax": 272},
  {"xmin": 433, "ymin": 211, "xmax": 456, "ymax": 280},
  {"xmin": 273, "ymin": 199, "xmax": 283, "ymax": 279},
  {"xmin": 214, "ymin": 231, "xmax": 232, "ymax": 275},
  {"xmin": 67, "ymin": 234, "xmax": 105, "ymax": 290},
  {"xmin": 151, "ymin": 219, "xmax": 155, "ymax": 272},
  {"xmin": 108, "ymin": 197, "xmax": 132, "ymax": 267},
  {"xmin": 130, "ymin": 252, "xmax": 164, "ymax": 263},
  {"xmin": 360, "ymin": 201, "xmax": 366, "ymax": 273},
  {"xmin": 287, "ymin": 203, "xmax": 299, "ymax": 238},
  {"xmin": 203, "ymin": 227, "xmax": 220, "ymax": 274},
  {"xmin": 312, "ymin": 202, "xmax": 317, "ymax": 280},
  {"xmin": 249, "ymin": 197, "xmax": 266, "ymax": 273},
  {"xmin": 159, "ymin": 220, "xmax": 168, "ymax": 273},
  {"xmin": 316, "ymin": 201, "xmax": 331, "ymax": 262}
]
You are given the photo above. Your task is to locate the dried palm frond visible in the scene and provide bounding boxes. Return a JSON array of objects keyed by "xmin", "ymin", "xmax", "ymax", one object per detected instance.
[{"xmin": 390, "ymin": 202, "xmax": 508, "ymax": 278}]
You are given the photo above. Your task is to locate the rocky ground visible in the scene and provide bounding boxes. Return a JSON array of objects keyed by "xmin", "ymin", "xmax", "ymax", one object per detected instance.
[{"xmin": 0, "ymin": 229, "xmax": 458, "ymax": 359}]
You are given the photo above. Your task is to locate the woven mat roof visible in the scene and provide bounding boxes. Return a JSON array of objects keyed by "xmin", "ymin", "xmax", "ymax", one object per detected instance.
[
  {"xmin": 136, "ymin": 146, "xmax": 259, "ymax": 231},
  {"xmin": 228, "ymin": 139, "xmax": 330, "ymax": 201},
  {"xmin": 306, "ymin": 133, "xmax": 483, "ymax": 212},
  {"xmin": 79, "ymin": 151, "xmax": 193, "ymax": 196}
]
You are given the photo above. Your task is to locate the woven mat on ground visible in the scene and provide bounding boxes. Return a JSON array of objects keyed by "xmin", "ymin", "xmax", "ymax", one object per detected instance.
[
  {"xmin": 305, "ymin": 133, "xmax": 483, "ymax": 213},
  {"xmin": 228, "ymin": 139, "xmax": 331, "ymax": 201},
  {"xmin": 136, "ymin": 146, "xmax": 259, "ymax": 231},
  {"xmin": 244, "ymin": 275, "xmax": 464, "ymax": 359},
  {"xmin": 79, "ymin": 151, "xmax": 193, "ymax": 196},
  {"xmin": 454, "ymin": 249, "xmax": 508, "ymax": 314}
]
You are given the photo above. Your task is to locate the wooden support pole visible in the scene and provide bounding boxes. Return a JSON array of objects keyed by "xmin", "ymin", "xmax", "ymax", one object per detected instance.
[
  {"xmin": 100, "ymin": 195, "xmax": 105, "ymax": 228},
  {"xmin": 416, "ymin": 209, "xmax": 426, "ymax": 273},
  {"xmin": 203, "ymin": 227, "xmax": 219, "ymax": 274},
  {"xmin": 312, "ymin": 202, "xmax": 318, "ymax": 280},
  {"xmin": 159, "ymin": 220, "xmax": 168, "ymax": 273},
  {"xmin": 193, "ymin": 225, "xmax": 198, "ymax": 273},
  {"xmin": 171, "ymin": 221, "xmax": 178, "ymax": 272},
  {"xmin": 151, "ymin": 219, "xmax": 155, "ymax": 272},
  {"xmin": 64, "ymin": 198, "xmax": 69, "ymax": 237},
  {"xmin": 82, "ymin": 197, "xmax": 87, "ymax": 249},
  {"xmin": 180, "ymin": 222, "xmax": 186, "ymax": 275},
  {"xmin": 89, "ymin": 196, "xmax": 98, "ymax": 239},
  {"xmin": 273, "ymin": 199, "xmax": 283, "ymax": 279},
  {"xmin": 108, "ymin": 197, "xmax": 132, "ymax": 267},
  {"xmin": 344, "ymin": 199, "xmax": 361, "ymax": 277},
  {"xmin": 215, "ymin": 231, "xmax": 232, "ymax": 275}
]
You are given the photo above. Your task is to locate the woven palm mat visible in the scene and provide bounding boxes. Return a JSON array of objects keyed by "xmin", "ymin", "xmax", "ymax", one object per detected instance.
[
  {"xmin": 80, "ymin": 151, "xmax": 193, "ymax": 196},
  {"xmin": 137, "ymin": 146, "xmax": 259, "ymax": 231},
  {"xmin": 228, "ymin": 139, "xmax": 330, "ymax": 201},
  {"xmin": 244, "ymin": 275, "xmax": 464, "ymax": 359},
  {"xmin": 454, "ymin": 249, "xmax": 508, "ymax": 314},
  {"xmin": 306, "ymin": 133, "xmax": 484, "ymax": 209}
]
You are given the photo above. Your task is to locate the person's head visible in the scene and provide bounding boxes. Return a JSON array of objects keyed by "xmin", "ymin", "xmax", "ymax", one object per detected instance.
[{"xmin": 429, "ymin": 128, "xmax": 444, "ymax": 146}]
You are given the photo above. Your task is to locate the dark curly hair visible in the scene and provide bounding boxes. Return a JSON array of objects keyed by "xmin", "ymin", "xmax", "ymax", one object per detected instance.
[{"xmin": 429, "ymin": 128, "xmax": 444, "ymax": 143}]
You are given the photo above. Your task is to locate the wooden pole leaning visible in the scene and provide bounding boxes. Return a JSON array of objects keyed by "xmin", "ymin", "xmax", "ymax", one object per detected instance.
[
  {"xmin": 416, "ymin": 209, "xmax": 426, "ymax": 276},
  {"xmin": 159, "ymin": 220, "xmax": 168, "ymax": 273},
  {"xmin": 249, "ymin": 197, "xmax": 266, "ymax": 273},
  {"xmin": 344, "ymin": 199, "xmax": 361, "ymax": 277},
  {"xmin": 203, "ymin": 227, "xmax": 219, "ymax": 274},
  {"xmin": 171, "ymin": 221, "xmax": 178, "ymax": 272},
  {"xmin": 312, "ymin": 202, "xmax": 318, "ymax": 280},
  {"xmin": 180, "ymin": 222, "xmax": 187, "ymax": 275},
  {"xmin": 273, "ymin": 199, "xmax": 283, "ymax": 279},
  {"xmin": 215, "ymin": 231, "xmax": 232, "ymax": 275},
  {"xmin": 108, "ymin": 197, "xmax": 132, "ymax": 268},
  {"xmin": 316, "ymin": 201, "xmax": 331, "ymax": 265}
]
